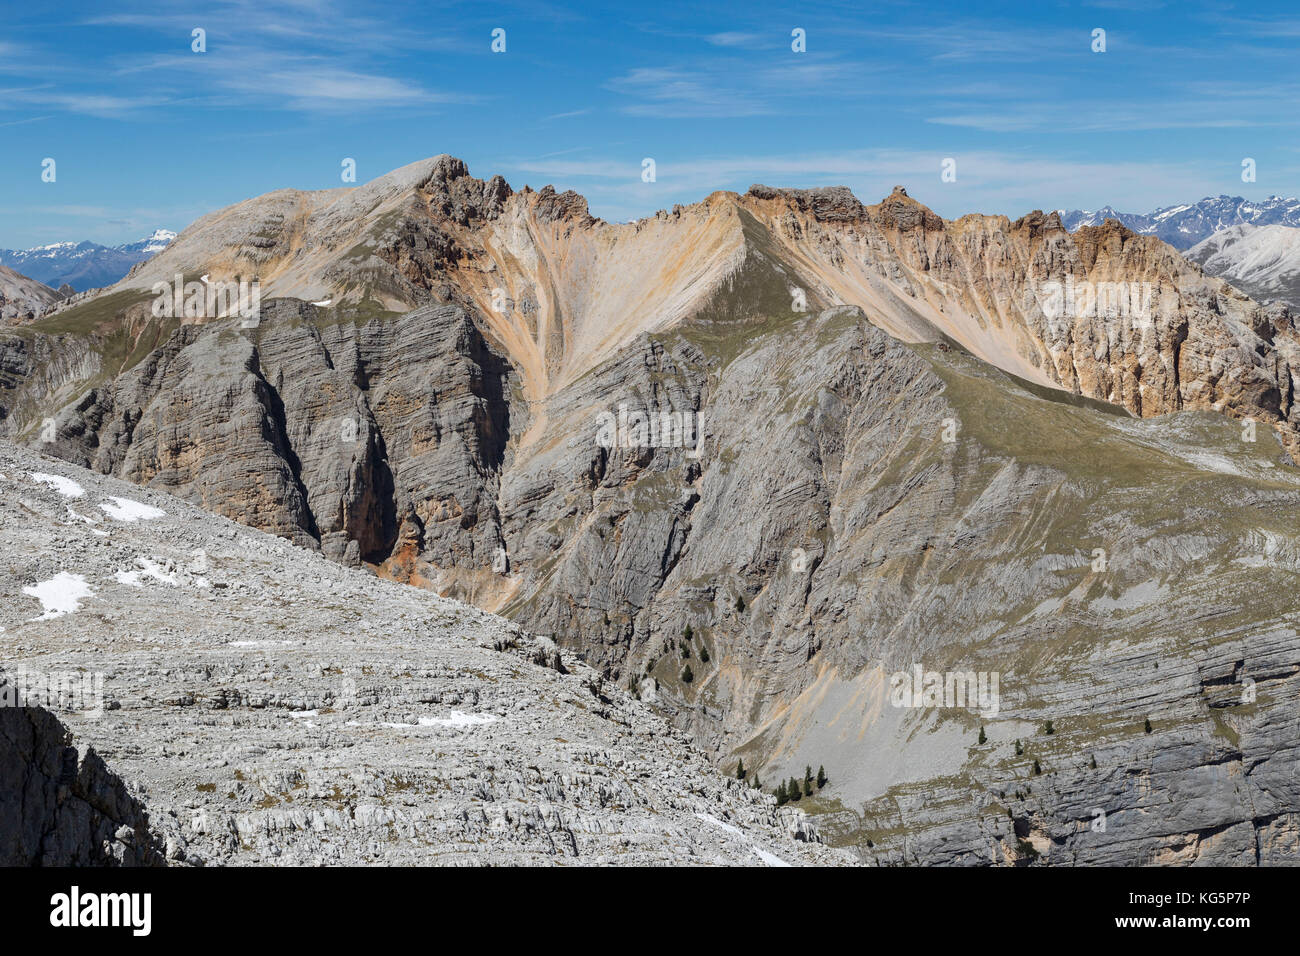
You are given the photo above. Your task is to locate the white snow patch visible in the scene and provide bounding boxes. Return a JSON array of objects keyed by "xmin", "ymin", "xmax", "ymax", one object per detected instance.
[
  {"xmin": 30, "ymin": 472, "xmax": 85, "ymax": 498},
  {"xmin": 100, "ymin": 496, "xmax": 166, "ymax": 521},
  {"xmin": 373, "ymin": 711, "xmax": 500, "ymax": 730},
  {"xmin": 418, "ymin": 711, "xmax": 499, "ymax": 728},
  {"xmin": 695, "ymin": 812, "xmax": 791, "ymax": 867},
  {"xmin": 23, "ymin": 573, "xmax": 94, "ymax": 621},
  {"xmin": 288, "ymin": 710, "xmax": 319, "ymax": 719},
  {"xmin": 115, "ymin": 557, "xmax": 180, "ymax": 587},
  {"xmin": 752, "ymin": 846, "xmax": 791, "ymax": 867},
  {"xmin": 696, "ymin": 812, "xmax": 743, "ymax": 837}
]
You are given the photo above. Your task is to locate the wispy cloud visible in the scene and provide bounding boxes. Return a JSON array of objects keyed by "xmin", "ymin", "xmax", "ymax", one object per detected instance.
[
  {"xmin": 504, "ymin": 148, "xmax": 1243, "ymax": 225},
  {"xmin": 222, "ymin": 65, "xmax": 451, "ymax": 111},
  {"xmin": 607, "ymin": 56, "xmax": 883, "ymax": 118},
  {"xmin": 542, "ymin": 108, "xmax": 591, "ymax": 121},
  {"xmin": 705, "ymin": 32, "xmax": 766, "ymax": 48},
  {"xmin": 0, "ymin": 87, "xmax": 166, "ymax": 118}
]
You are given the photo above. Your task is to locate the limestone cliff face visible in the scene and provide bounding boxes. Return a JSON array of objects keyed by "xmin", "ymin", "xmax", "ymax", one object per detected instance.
[
  {"xmin": 16, "ymin": 299, "xmax": 517, "ymax": 574},
  {"xmin": 3, "ymin": 159, "xmax": 1300, "ymax": 863}
]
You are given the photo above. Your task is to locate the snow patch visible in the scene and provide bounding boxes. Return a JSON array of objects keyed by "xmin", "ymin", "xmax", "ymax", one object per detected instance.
[
  {"xmin": 418, "ymin": 711, "xmax": 499, "ymax": 728},
  {"xmin": 115, "ymin": 557, "xmax": 180, "ymax": 587},
  {"xmin": 66, "ymin": 507, "xmax": 110, "ymax": 535},
  {"xmin": 100, "ymin": 496, "xmax": 166, "ymax": 521},
  {"xmin": 30, "ymin": 472, "xmax": 85, "ymax": 498},
  {"xmin": 23, "ymin": 572, "xmax": 94, "ymax": 621},
  {"xmin": 375, "ymin": 711, "xmax": 500, "ymax": 730},
  {"xmin": 695, "ymin": 812, "xmax": 791, "ymax": 867}
]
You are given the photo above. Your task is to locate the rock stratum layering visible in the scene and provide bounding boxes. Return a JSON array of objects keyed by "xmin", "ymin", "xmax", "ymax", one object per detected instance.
[{"xmin": 2, "ymin": 156, "xmax": 1299, "ymax": 864}]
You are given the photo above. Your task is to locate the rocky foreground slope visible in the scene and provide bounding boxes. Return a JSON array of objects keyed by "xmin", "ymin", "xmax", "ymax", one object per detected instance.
[{"xmin": 0, "ymin": 440, "xmax": 843, "ymax": 865}]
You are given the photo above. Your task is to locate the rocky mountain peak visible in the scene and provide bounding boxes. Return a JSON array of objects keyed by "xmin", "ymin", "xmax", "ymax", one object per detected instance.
[
  {"xmin": 410, "ymin": 155, "xmax": 512, "ymax": 226},
  {"xmin": 745, "ymin": 184, "xmax": 866, "ymax": 222},
  {"xmin": 1009, "ymin": 209, "xmax": 1067, "ymax": 239},
  {"xmin": 530, "ymin": 184, "xmax": 594, "ymax": 225},
  {"xmin": 867, "ymin": 185, "xmax": 945, "ymax": 232}
]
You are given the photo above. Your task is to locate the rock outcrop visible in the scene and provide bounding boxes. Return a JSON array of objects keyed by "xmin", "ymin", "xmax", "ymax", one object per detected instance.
[
  {"xmin": 0, "ymin": 264, "xmax": 62, "ymax": 325},
  {"xmin": 0, "ymin": 677, "xmax": 164, "ymax": 866}
]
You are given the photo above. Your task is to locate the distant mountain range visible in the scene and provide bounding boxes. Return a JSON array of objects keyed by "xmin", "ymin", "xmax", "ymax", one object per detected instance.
[
  {"xmin": 0, "ymin": 229, "xmax": 175, "ymax": 291},
  {"xmin": 1057, "ymin": 195, "xmax": 1300, "ymax": 250}
]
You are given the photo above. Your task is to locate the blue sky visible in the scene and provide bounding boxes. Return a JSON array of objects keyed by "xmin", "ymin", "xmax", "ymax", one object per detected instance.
[{"xmin": 3, "ymin": 0, "xmax": 1300, "ymax": 248}]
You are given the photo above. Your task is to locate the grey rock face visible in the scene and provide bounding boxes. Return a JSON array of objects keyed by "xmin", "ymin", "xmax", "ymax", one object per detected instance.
[
  {"xmin": 0, "ymin": 441, "xmax": 844, "ymax": 866},
  {"xmin": 0, "ymin": 679, "xmax": 164, "ymax": 866}
]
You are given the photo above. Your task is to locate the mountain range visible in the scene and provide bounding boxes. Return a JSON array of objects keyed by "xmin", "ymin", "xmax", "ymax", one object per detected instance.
[
  {"xmin": 0, "ymin": 229, "xmax": 175, "ymax": 292},
  {"xmin": 1058, "ymin": 195, "xmax": 1300, "ymax": 250},
  {"xmin": 3, "ymin": 156, "xmax": 1299, "ymax": 864}
]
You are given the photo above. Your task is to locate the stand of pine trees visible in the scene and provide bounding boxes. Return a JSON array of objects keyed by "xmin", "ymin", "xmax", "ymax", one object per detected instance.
[{"xmin": 770, "ymin": 763, "xmax": 830, "ymax": 805}]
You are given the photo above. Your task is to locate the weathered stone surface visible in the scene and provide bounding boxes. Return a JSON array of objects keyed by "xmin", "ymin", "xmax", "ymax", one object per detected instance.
[{"xmin": 0, "ymin": 442, "xmax": 844, "ymax": 865}]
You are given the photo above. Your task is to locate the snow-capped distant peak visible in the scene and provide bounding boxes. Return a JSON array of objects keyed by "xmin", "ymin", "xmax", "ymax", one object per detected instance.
[
  {"xmin": 1058, "ymin": 194, "xmax": 1300, "ymax": 250},
  {"xmin": 0, "ymin": 228, "xmax": 176, "ymax": 292},
  {"xmin": 137, "ymin": 229, "xmax": 177, "ymax": 254}
]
